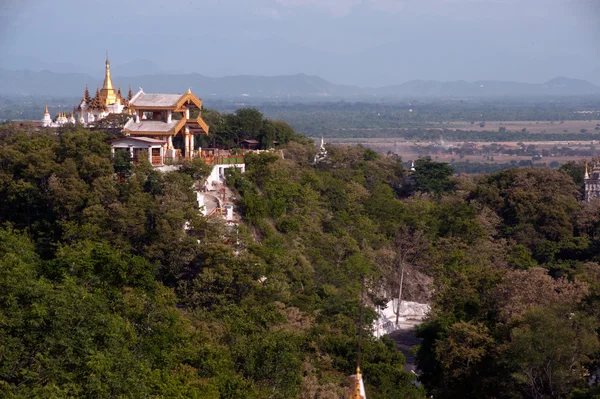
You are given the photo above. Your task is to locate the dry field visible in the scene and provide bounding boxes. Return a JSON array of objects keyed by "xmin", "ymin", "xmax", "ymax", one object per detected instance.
[
  {"xmin": 326, "ymin": 137, "xmax": 597, "ymax": 165},
  {"xmin": 441, "ymin": 120, "xmax": 600, "ymax": 133}
]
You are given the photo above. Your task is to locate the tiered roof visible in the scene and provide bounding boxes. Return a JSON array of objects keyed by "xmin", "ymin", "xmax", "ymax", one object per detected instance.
[{"xmin": 123, "ymin": 89, "xmax": 209, "ymax": 136}]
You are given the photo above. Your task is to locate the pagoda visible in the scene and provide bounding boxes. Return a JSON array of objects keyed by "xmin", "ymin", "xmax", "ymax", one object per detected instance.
[
  {"xmin": 41, "ymin": 53, "xmax": 129, "ymax": 127},
  {"xmin": 76, "ymin": 53, "xmax": 127, "ymax": 124}
]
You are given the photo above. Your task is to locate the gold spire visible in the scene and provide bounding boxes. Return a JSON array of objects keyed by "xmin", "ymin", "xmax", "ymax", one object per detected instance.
[
  {"xmin": 44, "ymin": 104, "xmax": 49, "ymax": 115},
  {"xmin": 102, "ymin": 52, "xmax": 114, "ymax": 91},
  {"xmin": 350, "ymin": 367, "xmax": 364, "ymax": 399}
]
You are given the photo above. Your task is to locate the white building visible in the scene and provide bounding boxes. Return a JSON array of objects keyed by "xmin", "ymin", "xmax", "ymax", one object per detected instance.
[{"xmin": 108, "ymin": 137, "xmax": 167, "ymax": 166}]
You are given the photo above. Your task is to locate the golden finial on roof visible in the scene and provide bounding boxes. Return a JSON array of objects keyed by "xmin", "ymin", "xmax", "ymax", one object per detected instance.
[
  {"xmin": 102, "ymin": 52, "xmax": 114, "ymax": 91},
  {"xmin": 350, "ymin": 366, "xmax": 364, "ymax": 399},
  {"xmin": 44, "ymin": 104, "xmax": 49, "ymax": 115}
]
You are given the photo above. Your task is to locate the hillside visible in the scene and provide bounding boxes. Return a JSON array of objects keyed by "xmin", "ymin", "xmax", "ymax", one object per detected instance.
[{"xmin": 2, "ymin": 117, "xmax": 600, "ymax": 398}]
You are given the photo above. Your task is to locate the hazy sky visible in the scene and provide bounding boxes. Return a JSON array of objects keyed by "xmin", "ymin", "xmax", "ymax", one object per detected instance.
[{"xmin": 1, "ymin": 0, "xmax": 599, "ymax": 85}]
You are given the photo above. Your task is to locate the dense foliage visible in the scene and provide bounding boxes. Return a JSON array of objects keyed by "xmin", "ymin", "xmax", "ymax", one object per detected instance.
[
  {"xmin": 0, "ymin": 123, "xmax": 421, "ymax": 398},
  {"xmin": 2, "ymin": 118, "xmax": 600, "ymax": 398}
]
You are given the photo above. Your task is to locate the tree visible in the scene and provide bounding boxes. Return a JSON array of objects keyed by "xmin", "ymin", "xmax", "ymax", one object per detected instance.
[
  {"xmin": 503, "ymin": 307, "xmax": 599, "ymax": 398},
  {"xmin": 412, "ymin": 158, "xmax": 454, "ymax": 195},
  {"xmin": 471, "ymin": 168, "xmax": 581, "ymax": 262},
  {"xmin": 559, "ymin": 161, "xmax": 585, "ymax": 195},
  {"xmin": 391, "ymin": 227, "xmax": 428, "ymax": 325},
  {"xmin": 234, "ymin": 108, "xmax": 264, "ymax": 143}
]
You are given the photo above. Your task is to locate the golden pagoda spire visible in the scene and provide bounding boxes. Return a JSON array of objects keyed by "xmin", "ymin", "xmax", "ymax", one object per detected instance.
[
  {"xmin": 44, "ymin": 104, "xmax": 49, "ymax": 115},
  {"xmin": 102, "ymin": 51, "xmax": 114, "ymax": 91},
  {"xmin": 350, "ymin": 367, "xmax": 364, "ymax": 399}
]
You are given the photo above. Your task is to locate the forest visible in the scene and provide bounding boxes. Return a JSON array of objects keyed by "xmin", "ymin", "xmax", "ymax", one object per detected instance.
[{"xmin": 1, "ymin": 112, "xmax": 600, "ymax": 398}]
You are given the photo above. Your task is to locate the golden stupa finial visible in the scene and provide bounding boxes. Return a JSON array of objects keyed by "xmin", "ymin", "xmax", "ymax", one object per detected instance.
[
  {"xmin": 44, "ymin": 104, "xmax": 49, "ymax": 115},
  {"xmin": 102, "ymin": 52, "xmax": 114, "ymax": 91},
  {"xmin": 349, "ymin": 366, "xmax": 364, "ymax": 399}
]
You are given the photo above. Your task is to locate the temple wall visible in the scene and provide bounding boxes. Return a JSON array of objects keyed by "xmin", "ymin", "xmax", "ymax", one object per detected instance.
[{"xmin": 205, "ymin": 164, "xmax": 245, "ymax": 189}]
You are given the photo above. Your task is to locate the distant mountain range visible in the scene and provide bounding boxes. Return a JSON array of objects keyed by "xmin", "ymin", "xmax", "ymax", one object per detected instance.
[{"xmin": 1, "ymin": 69, "xmax": 599, "ymax": 99}]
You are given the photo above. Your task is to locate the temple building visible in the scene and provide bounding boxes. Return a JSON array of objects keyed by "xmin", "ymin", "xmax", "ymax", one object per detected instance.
[
  {"xmin": 39, "ymin": 54, "xmax": 211, "ymax": 161},
  {"xmin": 124, "ymin": 88, "xmax": 209, "ymax": 159},
  {"xmin": 41, "ymin": 54, "xmax": 131, "ymax": 127},
  {"xmin": 40, "ymin": 55, "xmax": 250, "ymax": 173},
  {"xmin": 585, "ymin": 162, "xmax": 600, "ymax": 202},
  {"xmin": 76, "ymin": 54, "xmax": 129, "ymax": 124}
]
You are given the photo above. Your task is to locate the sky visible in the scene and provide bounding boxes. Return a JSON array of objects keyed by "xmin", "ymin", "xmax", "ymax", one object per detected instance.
[{"xmin": 1, "ymin": 0, "xmax": 599, "ymax": 86}]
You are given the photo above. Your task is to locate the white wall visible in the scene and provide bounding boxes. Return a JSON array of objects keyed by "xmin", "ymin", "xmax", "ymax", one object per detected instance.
[{"xmin": 205, "ymin": 164, "xmax": 245, "ymax": 189}]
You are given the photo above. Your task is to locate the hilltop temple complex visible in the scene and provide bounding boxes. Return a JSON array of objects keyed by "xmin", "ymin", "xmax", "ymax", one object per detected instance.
[
  {"xmin": 39, "ymin": 55, "xmax": 221, "ymax": 163},
  {"xmin": 42, "ymin": 54, "xmax": 130, "ymax": 127},
  {"xmin": 41, "ymin": 55, "xmax": 248, "ymax": 221}
]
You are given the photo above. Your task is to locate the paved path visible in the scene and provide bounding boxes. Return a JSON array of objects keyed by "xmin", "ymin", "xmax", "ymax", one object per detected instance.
[{"xmin": 387, "ymin": 320, "xmax": 423, "ymax": 373}]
